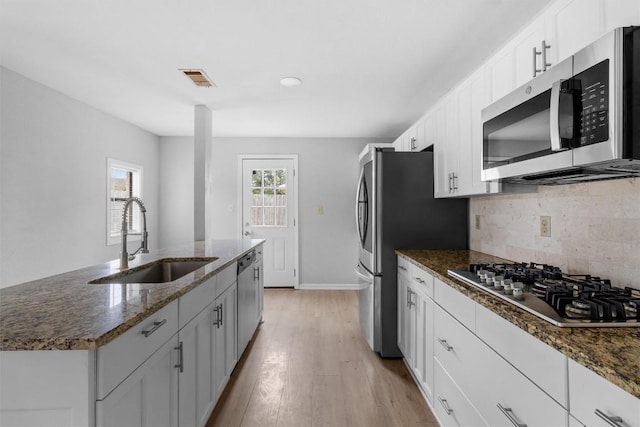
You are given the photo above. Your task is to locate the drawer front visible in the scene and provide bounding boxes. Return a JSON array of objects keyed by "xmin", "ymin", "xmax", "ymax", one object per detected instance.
[
  {"xmin": 178, "ymin": 275, "xmax": 216, "ymax": 329},
  {"xmin": 412, "ymin": 266, "xmax": 434, "ymax": 299},
  {"xmin": 216, "ymin": 263, "xmax": 237, "ymax": 298},
  {"xmin": 434, "ymin": 278, "xmax": 475, "ymax": 331},
  {"xmin": 475, "ymin": 303, "xmax": 568, "ymax": 408},
  {"xmin": 434, "ymin": 304, "xmax": 483, "ymax": 395},
  {"xmin": 568, "ymin": 358, "xmax": 640, "ymax": 427},
  {"xmin": 397, "ymin": 256, "xmax": 411, "ymax": 280},
  {"xmin": 434, "ymin": 359, "xmax": 488, "ymax": 427},
  {"xmin": 97, "ymin": 300, "xmax": 179, "ymax": 399},
  {"xmin": 473, "ymin": 339, "xmax": 568, "ymax": 427},
  {"xmin": 255, "ymin": 244, "xmax": 264, "ymax": 262}
]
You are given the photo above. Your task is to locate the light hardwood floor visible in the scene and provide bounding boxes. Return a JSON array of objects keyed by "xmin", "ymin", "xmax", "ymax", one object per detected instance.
[{"xmin": 207, "ymin": 289, "xmax": 438, "ymax": 427}]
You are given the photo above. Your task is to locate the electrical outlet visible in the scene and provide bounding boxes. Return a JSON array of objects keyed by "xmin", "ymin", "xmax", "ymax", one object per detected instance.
[
  {"xmin": 475, "ymin": 215, "xmax": 481, "ymax": 230},
  {"xmin": 540, "ymin": 216, "xmax": 551, "ymax": 237}
]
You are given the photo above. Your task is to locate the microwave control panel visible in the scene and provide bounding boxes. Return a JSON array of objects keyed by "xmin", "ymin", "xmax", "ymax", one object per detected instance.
[{"xmin": 576, "ymin": 59, "xmax": 609, "ymax": 147}]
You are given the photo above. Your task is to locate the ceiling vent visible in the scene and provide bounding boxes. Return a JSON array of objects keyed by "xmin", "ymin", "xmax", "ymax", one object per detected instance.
[{"xmin": 180, "ymin": 69, "xmax": 216, "ymax": 88}]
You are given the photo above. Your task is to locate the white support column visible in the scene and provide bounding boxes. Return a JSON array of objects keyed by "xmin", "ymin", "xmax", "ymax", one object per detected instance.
[{"xmin": 194, "ymin": 105, "xmax": 214, "ymax": 241}]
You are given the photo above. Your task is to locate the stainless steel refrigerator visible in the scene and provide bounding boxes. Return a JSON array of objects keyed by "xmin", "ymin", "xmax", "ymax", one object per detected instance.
[{"xmin": 355, "ymin": 146, "xmax": 468, "ymax": 357}]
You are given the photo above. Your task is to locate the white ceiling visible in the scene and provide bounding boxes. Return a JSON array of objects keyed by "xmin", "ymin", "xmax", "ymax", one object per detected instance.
[{"xmin": 0, "ymin": 0, "xmax": 552, "ymax": 138}]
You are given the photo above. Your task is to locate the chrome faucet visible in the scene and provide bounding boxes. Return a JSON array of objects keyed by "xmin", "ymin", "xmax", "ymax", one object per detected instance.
[{"xmin": 120, "ymin": 197, "xmax": 149, "ymax": 269}]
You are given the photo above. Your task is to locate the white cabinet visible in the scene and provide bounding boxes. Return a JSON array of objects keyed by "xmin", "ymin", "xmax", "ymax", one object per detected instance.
[
  {"xmin": 178, "ymin": 301, "xmax": 216, "ymax": 427},
  {"xmin": 96, "ymin": 335, "xmax": 179, "ymax": 427},
  {"xmin": 568, "ymin": 358, "xmax": 640, "ymax": 427},
  {"xmin": 434, "ymin": 69, "xmax": 499, "ymax": 198},
  {"xmin": 490, "ymin": 0, "xmax": 640, "ymax": 102},
  {"xmin": 213, "ymin": 280, "xmax": 237, "ymax": 401},
  {"xmin": 397, "ymin": 259, "xmax": 414, "ymax": 366},
  {"xmin": 393, "ymin": 120, "xmax": 432, "ymax": 152},
  {"xmin": 434, "ymin": 359, "xmax": 487, "ymax": 427},
  {"xmin": 397, "ymin": 256, "xmax": 434, "ymax": 403}
]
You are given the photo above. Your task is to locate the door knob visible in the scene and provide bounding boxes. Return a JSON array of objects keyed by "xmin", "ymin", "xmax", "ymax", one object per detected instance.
[{"xmin": 244, "ymin": 231, "xmax": 252, "ymax": 236}]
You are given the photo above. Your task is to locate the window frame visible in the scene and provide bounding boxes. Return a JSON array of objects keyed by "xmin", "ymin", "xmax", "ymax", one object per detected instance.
[{"xmin": 106, "ymin": 158, "xmax": 143, "ymax": 246}]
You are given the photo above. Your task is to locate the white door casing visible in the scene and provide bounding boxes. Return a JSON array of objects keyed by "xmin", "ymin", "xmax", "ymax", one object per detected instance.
[{"xmin": 239, "ymin": 155, "xmax": 298, "ymax": 288}]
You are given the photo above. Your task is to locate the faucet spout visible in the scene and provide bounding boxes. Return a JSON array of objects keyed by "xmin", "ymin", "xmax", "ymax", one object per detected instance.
[{"xmin": 120, "ymin": 197, "xmax": 149, "ymax": 269}]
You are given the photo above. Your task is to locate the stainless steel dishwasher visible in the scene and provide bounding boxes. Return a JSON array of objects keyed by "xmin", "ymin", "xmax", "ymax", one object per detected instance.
[{"xmin": 237, "ymin": 250, "xmax": 256, "ymax": 356}]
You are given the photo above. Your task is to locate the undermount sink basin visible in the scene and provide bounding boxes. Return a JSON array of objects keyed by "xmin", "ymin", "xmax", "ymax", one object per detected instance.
[{"xmin": 90, "ymin": 257, "xmax": 218, "ymax": 284}]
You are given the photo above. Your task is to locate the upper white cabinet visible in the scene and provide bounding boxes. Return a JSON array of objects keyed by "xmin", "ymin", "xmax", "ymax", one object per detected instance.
[
  {"xmin": 489, "ymin": 0, "xmax": 640, "ymax": 103},
  {"xmin": 434, "ymin": 68, "xmax": 500, "ymax": 198},
  {"xmin": 393, "ymin": 120, "xmax": 432, "ymax": 152}
]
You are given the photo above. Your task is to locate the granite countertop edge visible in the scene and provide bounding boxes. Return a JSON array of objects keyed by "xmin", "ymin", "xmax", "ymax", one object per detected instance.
[
  {"xmin": 0, "ymin": 239, "xmax": 265, "ymax": 352},
  {"xmin": 396, "ymin": 249, "xmax": 640, "ymax": 400}
]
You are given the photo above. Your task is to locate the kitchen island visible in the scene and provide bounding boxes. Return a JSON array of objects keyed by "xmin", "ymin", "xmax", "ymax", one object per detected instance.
[
  {"xmin": 397, "ymin": 249, "xmax": 639, "ymax": 427},
  {"xmin": 0, "ymin": 239, "xmax": 264, "ymax": 427}
]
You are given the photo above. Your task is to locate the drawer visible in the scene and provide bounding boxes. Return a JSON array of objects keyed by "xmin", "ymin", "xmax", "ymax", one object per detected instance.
[
  {"xmin": 97, "ymin": 300, "xmax": 178, "ymax": 399},
  {"xmin": 568, "ymin": 358, "xmax": 640, "ymax": 427},
  {"xmin": 397, "ymin": 256, "xmax": 411, "ymax": 279},
  {"xmin": 472, "ymin": 335, "xmax": 568, "ymax": 427},
  {"xmin": 433, "ymin": 304, "xmax": 483, "ymax": 394},
  {"xmin": 475, "ymin": 303, "xmax": 568, "ymax": 408},
  {"xmin": 216, "ymin": 263, "xmax": 237, "ymax": 298},
  {"xmin": 434, "ymin": 359, "xmax": 487, "ymax": 427},
  {"xmin": 255, "ymin": 244, "xmax": 264, "ymax": 262},
  {"xmin": 434, "ymin": 278, "xmax": 475, "ymax": 331},
  {"xmin": 178, "ymin": 275, "xmax": 216, "ymax": 329},
  {"xmin": 412, "ymin": 266, "xmax": 434, "ymax": 299}
]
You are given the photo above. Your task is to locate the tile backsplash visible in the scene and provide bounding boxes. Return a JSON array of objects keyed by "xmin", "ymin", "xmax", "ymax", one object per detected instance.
[{"xmin": 469, "ymin": 177, "xmax": 640, "ymax": 290}]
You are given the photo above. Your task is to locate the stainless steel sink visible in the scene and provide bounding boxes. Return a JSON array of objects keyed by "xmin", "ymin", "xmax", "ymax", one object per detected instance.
[{"xmin": 90, "ymin": 257, "xmax": 218, "ymax": 284}]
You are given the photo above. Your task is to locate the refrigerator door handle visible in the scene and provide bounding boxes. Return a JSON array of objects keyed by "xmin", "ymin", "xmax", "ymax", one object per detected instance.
[{"xmin": 354, "ymin": 263, "xmax": 374, "ymax": 283}]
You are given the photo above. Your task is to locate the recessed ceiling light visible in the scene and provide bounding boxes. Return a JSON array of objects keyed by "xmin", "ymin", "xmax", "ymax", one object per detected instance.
[
  {"xmin": 280, "ymin": 76, "xmax": 302, "ymax": 87},
  {"xmin": 180, "ymin": 69, "xmax": 216, "ymax": 87}
]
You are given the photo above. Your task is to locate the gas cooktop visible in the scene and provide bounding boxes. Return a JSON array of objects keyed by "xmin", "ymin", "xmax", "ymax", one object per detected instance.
[{"xmin": 448, "ymin": 262, "xmax": 640, "ymax": 328}]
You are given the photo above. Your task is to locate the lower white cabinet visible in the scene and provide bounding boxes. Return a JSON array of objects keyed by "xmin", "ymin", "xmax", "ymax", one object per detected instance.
[
  {"xmin": 397, "ymin": 257, "xmax": 434, "ymax": 403},
  {"xmin": 434, "ymin": 359, "xmax": 487, "ymax": 427},
  {"xmin": 568, "ymin": 358, "xmax": 640, "ymax": 427},
  {"xmin": 178, "ymin": 301, "xmax": 216, "ymax": 427},
  {"xmin": 213, "ymin": 281, "xmax": 237, "ymax": 401},
  {"xmin": 96, "ymin": 335, "xmax": 179, "ymax": 427}
]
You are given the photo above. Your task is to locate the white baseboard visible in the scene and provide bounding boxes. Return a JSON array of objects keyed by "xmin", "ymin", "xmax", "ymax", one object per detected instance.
[{"xmin": 298, "ymin": 283, "xmax": 360, "ymax": 290}]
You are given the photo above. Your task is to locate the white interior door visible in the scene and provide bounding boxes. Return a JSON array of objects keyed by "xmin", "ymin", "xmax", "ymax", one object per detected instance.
[{"xmin": 241, "ymin": 157, "xmax": 298, "ymax": 288}]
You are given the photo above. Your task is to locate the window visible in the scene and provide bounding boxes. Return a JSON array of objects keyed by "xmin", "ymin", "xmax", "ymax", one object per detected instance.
[
  {"xmin": 107, "ymin": 158, "xmax": 143, "ymax": 245},
  {"xmin": 251, "ymin": 168, "xmax": 287, "ymax": 227}
]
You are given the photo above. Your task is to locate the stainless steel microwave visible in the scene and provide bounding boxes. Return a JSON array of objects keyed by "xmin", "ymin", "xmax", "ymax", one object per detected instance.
[{"xmin": 481, "ymin": 27, "xmax": 640, "ymax": 185}]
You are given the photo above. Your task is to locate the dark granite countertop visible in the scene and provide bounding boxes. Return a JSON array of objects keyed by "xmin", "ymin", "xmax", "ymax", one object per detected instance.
[
  {"xmin": 396, "ymin": 249, "xmax": 640, "ymax": 400},
  {"xmin": 0, "ymin": 240, "xmax": 264, "ymax": 351}
]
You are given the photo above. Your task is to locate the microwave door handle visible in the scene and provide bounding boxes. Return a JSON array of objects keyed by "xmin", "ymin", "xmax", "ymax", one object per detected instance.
[{"xmin": 550, "ymin": 79, "xmax": 563, "ymax": 152}]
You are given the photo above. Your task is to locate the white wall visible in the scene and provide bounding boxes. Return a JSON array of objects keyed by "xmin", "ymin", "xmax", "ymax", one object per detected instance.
[
  {"xmin": 0, "ymin": 67, "xmax": 160, "ymax": 288},
  {"xmin": 159, "ymin": 136, "xmax": 390, "ymax": 287}
]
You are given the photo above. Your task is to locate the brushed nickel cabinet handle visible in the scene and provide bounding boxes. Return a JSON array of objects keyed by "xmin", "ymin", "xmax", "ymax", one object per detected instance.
[
  {"xmin": 497, "ymin": 403, "xmax": 527, "ymax": 427},
  {"xmin": 140, "ymin": 319, "xmax": 167, "ymax": 338},
  {"xmin": 174, "ymin": 341, "xmax": 184, "ymax": 373},
  {"xmin": 594, "ymin": 409, "xmax": 624, "ymax": 427},
  {"xmin": 437, "ymin": 338, "xmax": 453, "ymax": 351},
  {"xmin": 438, "ymin": 396, "xmax": 453, "ymax": 415},
  {"xmin": 533, "ymin": 46, "xmax": 542, "ymax": 77}
]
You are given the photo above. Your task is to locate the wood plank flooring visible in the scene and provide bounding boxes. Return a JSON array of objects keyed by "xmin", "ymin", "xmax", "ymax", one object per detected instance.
[{"xmin": 207, "ymin": 289, "xmax": 438, "ymax": 427}]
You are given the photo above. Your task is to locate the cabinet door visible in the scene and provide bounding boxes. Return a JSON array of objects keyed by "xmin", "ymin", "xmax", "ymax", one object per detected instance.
[
  {"xmin": 455, "ymin": 84, "xmax": 473, "ymax": 195},
  {"xmin": 178, "ymin": 303, "xmax": 215, "ymax": 427},
  {"xmin": 433, "ymin": 105, "xmax": 450, "ymax": 198},
  {"xmin": 413, "ymin": 285, "xmax": 434, "ymax": 403},
  {"xmin": 96, "ymin": 336, "xmax": 179, "ymax": 427},
  {"xmin": 488, "ymin": 48, "xmax": 516, "ymax": 103},
  {"xmin": 213, "ymin": 282, "xmax": 238, "ymax": 402},
  {"xmin": 603, "ymin": 0, "xmax": 640, "ymax": 32},
  {"xmin": 254, "ymin": 258, "xmax": 264, "ymax": 330},
  {"xmin": 514, "ymin": 15, "xmax": 546, "ymax": 86},
  {"xmin": 545, "ymin": 0, "xmax": 602, "ymax": 64},
  {"xmin": 397, "ymin": 262, "xmax": 409, "ymax": 356}
]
